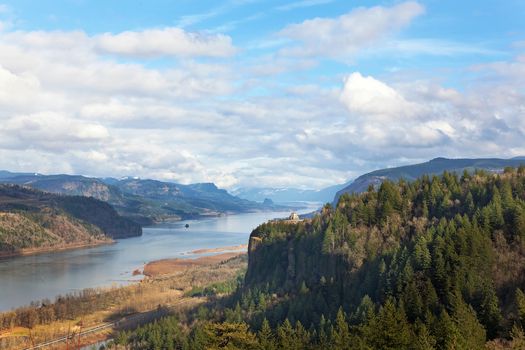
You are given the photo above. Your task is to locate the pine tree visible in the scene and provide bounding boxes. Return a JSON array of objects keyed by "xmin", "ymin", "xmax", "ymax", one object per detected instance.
[
  {"xmin": 353, "ymin": 295, "xmax": 375, "ymax": 324},
  {"xmin": 364, "ymin": 298, "xmax": 412, "ymax": 350},
  {"xmin": 413, "ymin": 320, "xmax": 436, "ymax": 350},
  {"xmin": 295, "ymin": 321, "xmax": 310, "ymax": 349},
  {"xmin": 318, "ymin": 315, "xmax": 330, "ymax": 348},
  {"xmin": 516, "ymin": 288, "xmax": 525, "ymax": 327},
  {"xmin": 204, "ymin": 322, "xmax": 258, "ymax": 349},
  {"xmin": 433, "ymin": 309, "xmax": 459, "ymax": 350},
  {"xmin": 478, "ymin": 286, "xmax": 502, "ymax": 338},
  {"xmin": 322, "ymin": 224, "xmax": 335, "ymax": 254},
  {"xmin": 258, "ymin": 318, "xmax": 275, "ymax": 350},
  {"xmin": 331, "ymin": 307, "xmax": 350, "ymax": 349},
  {"xmin": 450, "ymin": 296, "xmax": 486, "ymax": 349},
  {"xmin": 414, "ymin": 235, "xmax": 431, "ymax": 270},
  {"xmin": 277, "ymin": 319, "xmax": 296, "ymax": 350},
  {"xmin": 464, "ymin": 191, "xmax": 475, "ymax": 216},
  {"xmin": 489, "ymin": 187, "xmax": 504, "ymax": 230}
]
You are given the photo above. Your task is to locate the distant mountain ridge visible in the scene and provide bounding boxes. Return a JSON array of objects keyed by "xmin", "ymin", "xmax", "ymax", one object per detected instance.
[
  {"xmin": 0, "ymin": 171, "xmax": 286, "ymax": 225},
  {"xmin": 334, "ymin": 157, "xmax": 525, "ymax": 204},
  {"xmin": 233, "ymin": 182, "xmax": 351, "ymax": 204}
]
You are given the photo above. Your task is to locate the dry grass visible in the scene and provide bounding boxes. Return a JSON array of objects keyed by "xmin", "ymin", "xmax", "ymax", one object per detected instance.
[
  {"xmin": 143, "ymin": 252, "xmax": 246, "ymax": 276},
  {"xmin": 0, "ymin": 254, "xmax": 247, "ymax": 350}
]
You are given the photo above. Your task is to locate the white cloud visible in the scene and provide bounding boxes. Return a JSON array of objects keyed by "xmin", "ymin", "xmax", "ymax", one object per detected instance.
[
  {"xmin": 0, "ymin": 3, "xmax": 523, "ymax": 191},
  {"xmin": 335, "ymin": 67, "xmax": 525, "ymax": 164},
  {"xmin": 340, "ymin": 72, "xmax": 420, "ymax": 120},
  {"xmin": 95, "ymin": 28, "xmax": 236, "ymax": 58},
  {"xmin": 0, "ymin": 27, "xmax": 236, "ymax": 60},
  {"xmin": 279, "ymin": 1, "xmax": 424, "ymax": 59},
  {"xmin": 0, "ymin": 112, "xmax": 110, "ymax": 152}
]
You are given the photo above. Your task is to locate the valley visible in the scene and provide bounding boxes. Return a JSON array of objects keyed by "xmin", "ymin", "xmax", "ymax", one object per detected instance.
[
  {"xmin": 2, "ymin": 162, "xmax": 525, "ymax": 349},
  {"xmin": 0, "ymin": 172, "xmax": 288, "ymax": 226}
]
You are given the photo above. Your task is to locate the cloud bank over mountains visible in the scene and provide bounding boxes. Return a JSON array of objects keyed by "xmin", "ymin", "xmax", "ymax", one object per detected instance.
[{"xmin": 0, "ymin": 1, "xmax": 523, "ymax": 189}]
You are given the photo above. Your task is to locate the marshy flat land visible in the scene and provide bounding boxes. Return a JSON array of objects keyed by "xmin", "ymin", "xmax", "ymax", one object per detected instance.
[{"xmin": 0, "ymin": 253, "xmax": 247, "ymax": 350}]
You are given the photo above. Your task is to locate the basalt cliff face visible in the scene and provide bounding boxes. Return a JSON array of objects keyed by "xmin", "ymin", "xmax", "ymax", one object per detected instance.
[{"xmin": 243, "ymin": 168, "xmax": 525, "ymax": 347}]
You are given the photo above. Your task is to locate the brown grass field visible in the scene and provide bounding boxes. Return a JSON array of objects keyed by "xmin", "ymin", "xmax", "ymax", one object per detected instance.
[
  {"xmin": 0, "ymin": 252, "xmax": 247, "ymax": 350},
  {"xmin": 143, "ymin": 251, "xmax": 246, "ymax": 276}
]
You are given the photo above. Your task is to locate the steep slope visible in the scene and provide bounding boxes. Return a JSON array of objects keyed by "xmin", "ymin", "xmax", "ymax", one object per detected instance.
[
  {"xmin": 0, "ymin": 185, "xmax": 143, "ymax": 256},
  {"xmin": 54, "ymin": 196, "xmax": 142, "ymax": 238},
  {"xmin": 114, "ymin": 179, "xmax": 277, "ymax": 214},
  {"xmin": 243, "ymin": 167, "xmax": 525, "ymax": 347},
  {"xmin": 0, "ymin": 184, "xmax": 141, "ymax": 238},
  {"xmin": 0, "ymin": 173, "xmax": 286, "ymax": 224},
  {"xmin": 334, "ymin": 157, "xmax": 525, "ymax": 204}
]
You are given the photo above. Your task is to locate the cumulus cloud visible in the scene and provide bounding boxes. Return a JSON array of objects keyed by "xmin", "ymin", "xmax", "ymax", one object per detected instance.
[
  {"xmin": 279, "ymin": 1, "xmax": 424, "ymax": 59},
  {"xmin": 0, "ymin": 112, "xmax": 109, "ymax": 152},
  {"xmin": 335, "ymin": 66, "xmax": 525, "ymax": 166},
  {"xmin": 340, "ymin": 72, "xmax": 421, "ymax": 120},
  {"xmin": 0, "ymin": 2, "xmax": 523, "ymax": 190}
]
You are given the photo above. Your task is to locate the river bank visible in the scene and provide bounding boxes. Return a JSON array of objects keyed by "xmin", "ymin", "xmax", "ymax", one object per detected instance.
[
  {"xmin": 0, "ymin": 239, "xmax": 114, "ymax": 259},
  {"xmin": 0, "ymin": 207, "xmax": 319, "ymax": 312},
  {"xmin": 0, "ymin": 253, "xmax": 247, "ymax": 350},
  {"xmin": 190, "ymin": 244, "xmax": 247, "ymax": 254},
  {"xmin": 143, "ymin": 251, "xmax": 246, "ymax": 277}
]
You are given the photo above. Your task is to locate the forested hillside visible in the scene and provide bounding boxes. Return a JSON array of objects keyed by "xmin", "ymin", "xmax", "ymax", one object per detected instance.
[
  {"xmin": 0, "ymin": 173, "xmax": 287, "ymax": 225},
  {"xmin": 243, "ymin": 166, "xmax": 525, "ymax": 348},
  {"xmin": 334, "ymin": 157, "xmax": 525, "ymax": 204},
  {"xmin": 114, "ymin": 166, "xmax": 525, "ymax": 349},
  {"xmin": 0, "ymin": 185, "xmax": 141, "ymax": 255}
]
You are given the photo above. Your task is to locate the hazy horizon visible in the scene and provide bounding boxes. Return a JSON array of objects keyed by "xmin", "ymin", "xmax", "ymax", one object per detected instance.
[{"xmin": 0, "ymin": 0, "xmax": 523, "ymax": 189}]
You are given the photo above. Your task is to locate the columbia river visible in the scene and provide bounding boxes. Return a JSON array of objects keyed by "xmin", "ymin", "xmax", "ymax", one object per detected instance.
[{"xmin": 0, "ymin": 206, "xmax": 317, "ymax": 311}]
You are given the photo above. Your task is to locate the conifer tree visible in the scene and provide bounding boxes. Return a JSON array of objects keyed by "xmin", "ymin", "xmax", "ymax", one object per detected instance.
[
  {"xmin": 363, "ymin": 298, "xmax": 412, "ymax": 350},
  {"xmin": 277, "ymin": 319, "xmax": 296, "ymax": 350},
  {"xmin": 258, "ymin": 318, "xmax": 275, "ymax": 350},
  {"xmin": 331, "ymin": 307, "xmax": 351, "ymax": 349},
  {"xmin": 413, "ymin": 320, "xmax": 436, "ymax": 350}
]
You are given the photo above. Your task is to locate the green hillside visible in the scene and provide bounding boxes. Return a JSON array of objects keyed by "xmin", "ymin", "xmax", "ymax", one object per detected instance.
[
  {"xmin": 114, "ymin": 166, "xmax": 525, "ymax": 349},
  {"xmin": 0, "ymin": 185, "xmax": 141, "ymax": 255},
  {"xmin": 242, "ymin": 166, "xmax": 525, "ymax": 348},
  {"xmin": 334, "ymin": 157, "xmax": 525, "ymax": 204},
  {"xmin": 0, "ymin": 173, "xmax": 288, "ymax": 225}
]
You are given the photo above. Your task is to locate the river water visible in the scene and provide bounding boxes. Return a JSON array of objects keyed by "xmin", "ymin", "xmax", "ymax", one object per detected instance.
[{"xmin": 0, "ymin": 207, "xmax": 317, "ymax": 311}]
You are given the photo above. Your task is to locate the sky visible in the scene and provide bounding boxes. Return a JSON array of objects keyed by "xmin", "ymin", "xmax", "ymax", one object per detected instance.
[{"xmin": 0, "ymin": 0, "xmax": 524, "ymax": 190}]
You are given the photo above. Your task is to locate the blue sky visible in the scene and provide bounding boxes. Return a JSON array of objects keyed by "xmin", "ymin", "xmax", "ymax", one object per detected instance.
[{"xmin": 0, "ymin": 1, "xmax": 524, "ymax": 189}]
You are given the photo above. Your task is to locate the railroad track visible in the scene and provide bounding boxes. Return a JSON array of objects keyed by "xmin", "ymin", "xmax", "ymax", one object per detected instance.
[{"xmin": 24, "ymin": 297, "xmax": 196, "ymax": 350}]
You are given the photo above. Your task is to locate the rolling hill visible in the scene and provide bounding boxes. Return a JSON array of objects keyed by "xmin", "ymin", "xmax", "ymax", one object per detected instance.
[
  {"xmin": 0, "ymin": 185, "xmax": 141, "ymax": 256},
  {"xmin": 334, "ymin": 157, "xmax": 525, "ymax": 204},
  {"xmin": 0, "ymin": 172, "xmax": 287, "ymax": 225}
]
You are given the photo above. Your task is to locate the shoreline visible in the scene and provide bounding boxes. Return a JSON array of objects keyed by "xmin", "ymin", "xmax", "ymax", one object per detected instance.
[
  {"xmin": 143, "ymin": 251, "xmax": 246, "ymax": 277},
  {"xmin": 190, "ymin": 244, "xmax": 248, "ymax": 254},
  {"xmin": 0, "ymin": 239, "xmax": 115, "ymax": 259},
  {"xmin": 146, "ymin": 205, "xmax": 304, "ymax": 225},
  {"xmin": 0, "ymin": 244, "xmax": 247, "ymax": 311}
]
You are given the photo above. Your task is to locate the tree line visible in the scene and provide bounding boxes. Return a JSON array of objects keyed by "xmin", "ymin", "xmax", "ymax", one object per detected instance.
[{"xmin": 27, "ymin": 167, "xmax": 525, "ymax": 348}]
